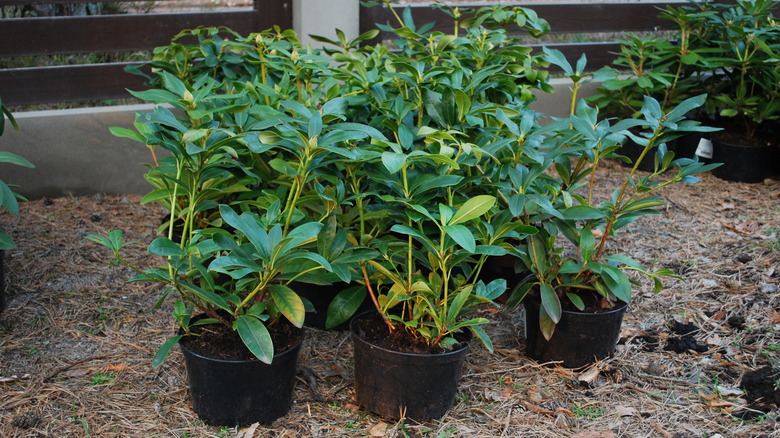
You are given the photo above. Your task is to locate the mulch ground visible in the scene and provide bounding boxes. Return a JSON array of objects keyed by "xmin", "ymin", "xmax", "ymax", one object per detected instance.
[{"xmin": 1, "ymin": 160, "xmax": 779, "ymax": 438}]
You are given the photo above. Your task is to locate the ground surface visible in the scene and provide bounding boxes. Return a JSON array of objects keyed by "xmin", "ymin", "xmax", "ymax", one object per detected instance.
[{"xmin": 1, "ymin": 159, "xmax": 779, "ymax": 438}]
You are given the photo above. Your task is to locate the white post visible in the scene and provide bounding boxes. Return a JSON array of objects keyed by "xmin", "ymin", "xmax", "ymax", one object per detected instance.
[{"xmin": 293, "ymin": 0, "xmax": 360, "ymax": 49}]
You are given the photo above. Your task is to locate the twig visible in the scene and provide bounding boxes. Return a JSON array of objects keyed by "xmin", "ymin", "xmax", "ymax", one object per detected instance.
[{"xmin": 42, "ymin": 354, "xmax": 113, "ymax": 382}]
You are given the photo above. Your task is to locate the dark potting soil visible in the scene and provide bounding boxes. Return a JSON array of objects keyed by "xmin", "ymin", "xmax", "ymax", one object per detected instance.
[
  {"xmin": 740, "ymin": 366, "xmax": 780, "ymax": 413},
  {"xmin": 557, "ymin": 291, "xmax": 623, "ymax": 314},
  {"xmin": 180, "ymin": 317, "xmax": 303, "ymax": 361},
  {"xmin": 664, "ymin": 335, "xmax": 708, "ymax": 353},
  {"xmin": 669, "ymin": 321, "xmax": 700, "ymax": 336},
  {"xmin": 353, "ymin": 312, "xmax": 469, "ymax": 355}
]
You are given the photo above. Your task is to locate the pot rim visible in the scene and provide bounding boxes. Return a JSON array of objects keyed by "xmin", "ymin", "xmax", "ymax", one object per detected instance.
[
  {"xmin": 524, "ymin": 297, "xmax": 629, "ymax": 317},
  {"xmin": 350, "ymin": 310, "xmax": 471, "ymax": 359},
  {"xmin": 178, "ymin": 322, "xmax": 304, "ymax": 365}
]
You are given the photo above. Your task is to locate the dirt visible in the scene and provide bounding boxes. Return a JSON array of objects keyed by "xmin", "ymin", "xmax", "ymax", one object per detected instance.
[
  {"xmin": 352, "ymin": 312, "xmax": 470, "ymax": 355},
  {"xmin": 1, "ymin": 161, "xmax": 780, "ymax": 437},
  {"xmin": 181, "ymin": 316, "xmax": 303, "ymax": 362}
]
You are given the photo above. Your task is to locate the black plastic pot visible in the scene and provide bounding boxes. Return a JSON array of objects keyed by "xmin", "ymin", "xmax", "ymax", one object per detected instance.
[
  {"xmin": 293, "ymin": 281, "xmax": 371, "ymax": 330},
  {"xmin": 351, "ymin": 312, "xmax": 470, "ymax": 421},
  {"xmin": 711, "ymin": 137, "xmax": 779, "ymax": 183},
  {"xmin": 618, "ymin": 140, "xmax": 656, "ymax": 172},
  {"xmin": 674, "ymin": 133, "xmax": 712, "ymax": 163},
  {"xmin": 179, "ymin": 328, "xmax": 303, "ymax": 426},
  {"xmin": 523, "ymin": 299, "xmax": 627, "ymax": 368},
  {"xmin": 0, "ymin": 250, "xmax": 5, "ymax": 313}
]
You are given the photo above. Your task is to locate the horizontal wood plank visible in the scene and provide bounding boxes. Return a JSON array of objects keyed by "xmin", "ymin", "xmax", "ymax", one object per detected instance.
[
  {"xmin": 0, "ymin": 63, "xmax": 150, "ymax": 106},
  {"xmin": 361, "ymin": 2, "xmax": 685, "ymax": 38},
  {"xmin": 0, "ymin": 0, "xmax": 182, "ymax": 5},
  {"xmin": 0, "ymin": 8, "xmax": 290, "ymax": 57}
]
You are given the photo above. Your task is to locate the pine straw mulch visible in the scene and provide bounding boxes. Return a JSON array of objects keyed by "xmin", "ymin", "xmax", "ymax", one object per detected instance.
[{"xmin": 1, "ymin": 161, "xmax": 779, "ymax": 438}]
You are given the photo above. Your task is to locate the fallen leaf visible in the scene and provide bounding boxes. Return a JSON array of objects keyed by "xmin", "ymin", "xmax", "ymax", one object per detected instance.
[
  {"xmin": 719, "ymin": 202, "xmax": 735, "ymax": 211},
  {"xmin": 615, "ymin": 405, "xmax": 638, "ymax": 417},
  {"xmin": 577, "ymin": 366, "xmax": 600, "ymax": 385},
  {"xmin": 63, "ymin": 369, "xmax": 89, "ymax": 378},
  {"xmin": 710, "ymin": 310, "xmax": 727, "ymax": 321},
  {"xmin": 368, "ymin": 422, "xmax": 388, "ymax": 437},
  {"xmin": 237, "ymin": 422, "xmax": 260, "ymax": 438},
  {"xmin": 715, "ymin": 386, "xmax": 744, "ymax": 397},
  {"xmin": 705, "ymin": 335, "xmax": 722, "ymax": 347}
]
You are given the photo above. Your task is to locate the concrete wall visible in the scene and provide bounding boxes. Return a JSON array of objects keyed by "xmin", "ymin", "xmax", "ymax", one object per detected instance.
[
  {"xmin": 0, "ymin": 105, "xmax": 155, "ymax": 199},
  {"xmin": 0, "ymin": 80, "xmax": 598, "ymax": 200},
  {"xmin": 293, "ymin": 0, "xmax": 360, "ymax": 48}
]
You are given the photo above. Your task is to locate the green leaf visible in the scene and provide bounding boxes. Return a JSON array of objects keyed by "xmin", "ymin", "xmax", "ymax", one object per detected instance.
[
  {"xmin": 152, "ymin": 335, "xmax": 183, "ymax": 368},
  {"xmin": 448, "ymin": 195, "xmax": 496, "ymax": 225},
  {"xmin": 0, "ymin": 151, "xmax": 34, "ymax": 168},
  {"xmin": 470, "ymin": 325, "xmax": 493, "ymax": 353},
  {"xmin": 381, "ymin": 151, "xmax": 406, "ymax": 174},
  {"xmin": 540, "ymin": 283, "xmax": 561, "ymax": 323},
  {"xmin": 270, "ymin": 284, "xmax": 306, "ymax": 328},
  {"xmin": 562, "ymin": 205, "xmax": 607, "ymax": 220},
  {"xmin": 0, "ymin": 230, "xmax": 16, "ymax": 250},
  {"xmin": 148, "ymin": 237, "xmax": 185, "ymax": 256},
  {"xmin": 443, "ymin": 224, "xmax": 476, "ymax": 253},
  {"xmin": 236, "ymin": 315, "xmax": 274, "ymax": 364},
  {"xmin": 447, "ymin": 285, "xmax": 473, "ymax": 323},
  {"xmin": 325, "ymin": 286, "xmax": 367, "ymax": 329},
  {"xmin": 579, "ymin": 228, "xmax": 595, "ymax": 262}
]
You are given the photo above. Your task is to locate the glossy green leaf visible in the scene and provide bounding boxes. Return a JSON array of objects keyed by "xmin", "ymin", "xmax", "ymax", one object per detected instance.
[
  {"xmin": 381, "ymin": 152, "xmax": 406, "ymax": 174},
  {"xmin": 270, "ymin": 284, "xmax": 306, "ymax": 328},
  {"xmin": 325, "ymin": 286, "xmax": 367, "ymax": 329},
  {"xmin": 562, "ymin": 205, "xmax": 608, "ymax": 220},
  {"xmin": 539, "ymin": 283, "xmax": 561, "ymax": 323},
  {"xmin": 470, "ymin": 325, "xmax": 493, "ymax": 352},
  {"xmin": 152, "ymin": 335, "xmax": 183, "ymax": 368},
  {"xmin": 236, "ymin": 315, "xmax": 274, "ymax": 364},
  {"xmin": 148, "ymin": 237, "xmax": 185, "ymax": 256},
  {"xmin": 443, "ymin": 224, "xmax": 476, "ymax": 253},
  {"xmin": 449, "ymin": 195, "xmax": 496, "ymax": 225}
]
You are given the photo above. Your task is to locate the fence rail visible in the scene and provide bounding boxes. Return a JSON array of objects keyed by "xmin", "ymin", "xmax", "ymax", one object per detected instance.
[
  {"xmin": 361, "ymin": 2, "xmax": 688, "ymax": 73},
  {"xmin": 0, "ymin": 1, "xmax": 753, "ymax": 107},
  {"xmin": 0, "ymin": 0, "xmax": 291, "ymax": 106}
]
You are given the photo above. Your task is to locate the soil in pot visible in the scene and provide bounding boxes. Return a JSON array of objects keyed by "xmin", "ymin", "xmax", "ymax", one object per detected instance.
[
  {"xmin": 710, "ymin": 134, "xmax": 779, "ymax": 183},
  {"xmin": 351, "ymin": 311, "xmax": 471, "ymax": 421},
  {"xmin": 179, "ymin": 317, "xmax": 303, "ymax": 426},
  {"xmin": 523, "ymin": 297, "xmax": 627, "ymax": 368}
]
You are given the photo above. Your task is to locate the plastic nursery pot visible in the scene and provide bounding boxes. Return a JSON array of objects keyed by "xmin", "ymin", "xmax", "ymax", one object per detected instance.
[
  {"xmin": 350, "ymin": 311, "xmax": 471, "ymax": 421},
  {"xmin": 292, "ymin": 281, "xmax": 371, "ymax": 330},
  {"xmin": 711, "ymin": 137, "xmax": 779, "ymax": 183},
  {"xmin": 618, "ymin": 140, "xmax": 656, "ymax": 172},
  {"xmin": 674, "ymin": 133, "xmax": 713, "ymax": 163},
  {"xmin": 179, "ymin": 326, "xmax": 303, "ymax": 426},
  {"xmin": 0, "ymin": 250, "xmax": 5, "ymax": 313},
  {"xmin": 523, "ymin": 298, "xmax": 628, "ymax": 369}
]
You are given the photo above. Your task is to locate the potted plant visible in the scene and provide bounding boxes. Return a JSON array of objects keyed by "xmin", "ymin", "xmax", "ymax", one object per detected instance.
[
  {"xmin": 1, "ymin": 97, "xmax": 35, "ymax": 313},
  {"xmin": 506, "ymin": 85, "xmax": 720, "ymax": 367},
  {"xmin": 587, "ymin": 5, "xmax": 716, "ymax": 167},
  {"xmin": 668, "ymin": 0, "xmax": 779, "ymax": 182},
  {"xmin": 89, "ymin": 38, "xmax": 382, "ymax": 424},
  {"xmin": 335, "ymin": 1, "xmax": 551, "ymax": 420}
]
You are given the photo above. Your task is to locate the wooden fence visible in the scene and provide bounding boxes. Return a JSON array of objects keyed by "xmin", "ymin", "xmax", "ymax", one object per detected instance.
[
  {"xmin": 361, "ymin": 2, "xmax": 684, "ymax": 71},
  {"xmin": 0, "ymin": 0, "xmax": 292, "ymax": 106},
  {"xmin": 0, "ymin": 1, "xmax": 748, "ymax": 107}
]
